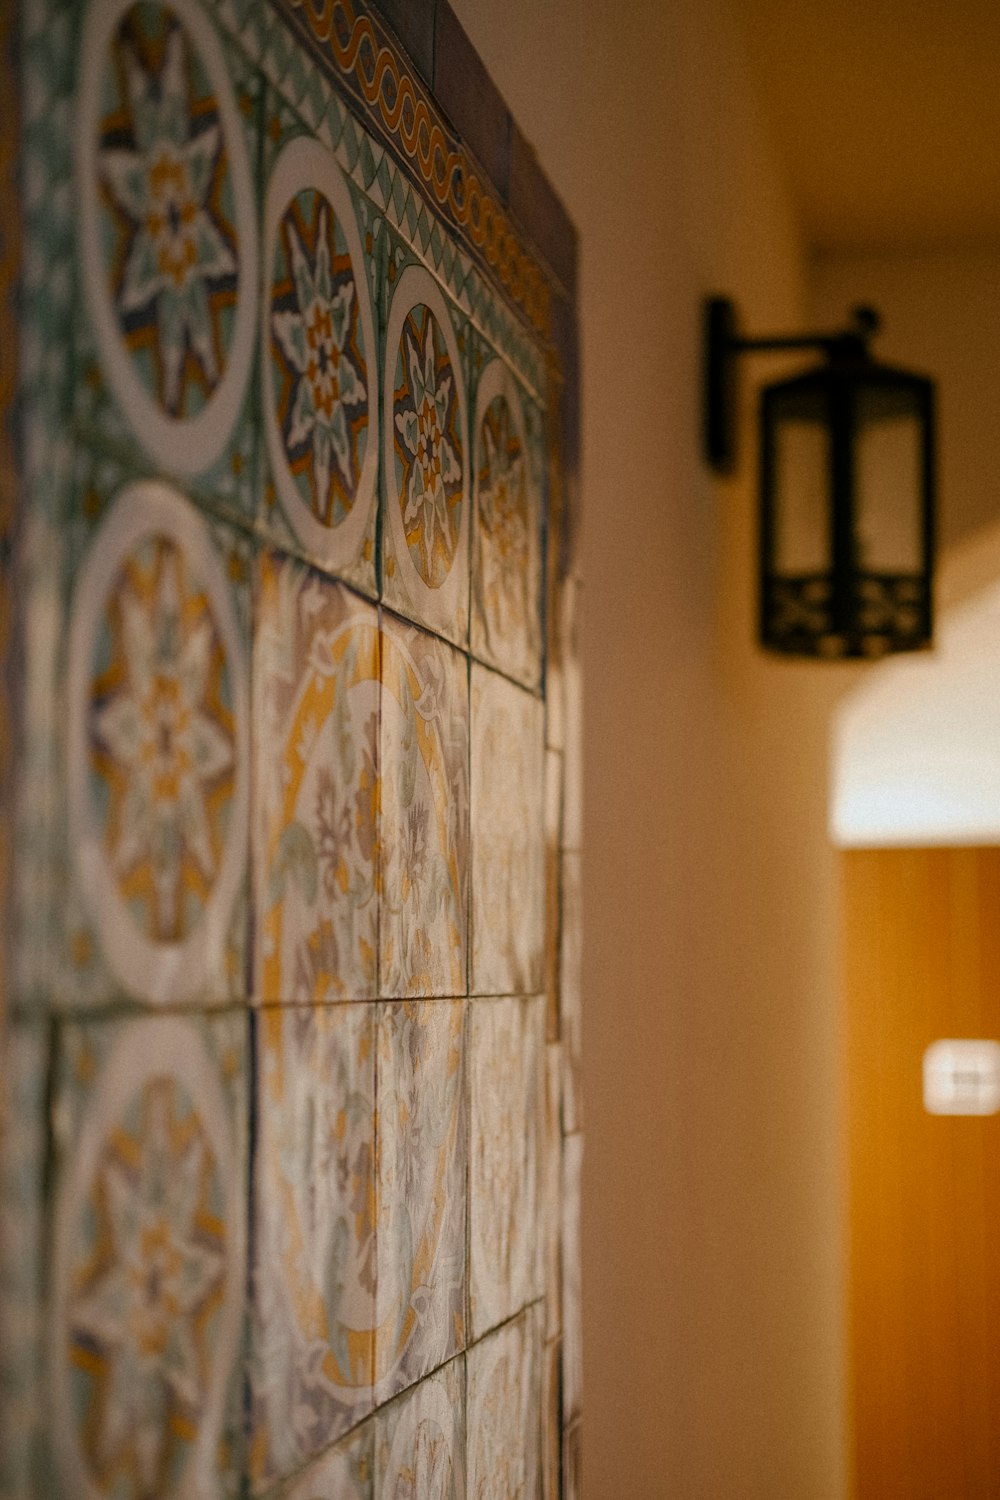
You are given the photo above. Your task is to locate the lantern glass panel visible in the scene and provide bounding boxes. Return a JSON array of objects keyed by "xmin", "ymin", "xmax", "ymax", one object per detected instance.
[
  {"xmin": 773, "ymin": 388, "xmax": 830, "ymax": 575},
  {"xmin": 854, "ymin": 385, "xmax": 923, "ymax": 573}
]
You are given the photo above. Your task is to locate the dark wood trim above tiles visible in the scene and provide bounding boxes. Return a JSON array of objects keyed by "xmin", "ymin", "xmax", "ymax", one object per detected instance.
[
  {"xmin": 509, "ymin": 124, "xmax": 578, "ymax": 302},
  {"xmin": 432, "ymin": 2, "xmax": 510, "ymax": 203},
  {"xmin": 368, "ymin": 0, "xmax": 436, "ymax": 87}
]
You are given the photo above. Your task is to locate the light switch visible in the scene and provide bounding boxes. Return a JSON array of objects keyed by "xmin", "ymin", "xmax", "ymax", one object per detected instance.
[{"xmin": 923, "ymin": 1039, "xmax": 1000, "ymax": 1116}]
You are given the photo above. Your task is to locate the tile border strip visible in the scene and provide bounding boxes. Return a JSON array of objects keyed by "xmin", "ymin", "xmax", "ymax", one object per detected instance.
[{"xmin": 273, "ymin": 0, "xmax": 558, "ymax": 339}]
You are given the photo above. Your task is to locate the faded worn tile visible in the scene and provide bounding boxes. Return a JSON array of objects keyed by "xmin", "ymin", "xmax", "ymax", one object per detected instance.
[
  {"xmin": 471, "ymin": 357, "xmax": 542, "ymax": 690},
  {"xmin": 541, "ymin": 1339, "xmax": 562, "ymax": 1500},
  {"xmin": 382, "ymin": 265, "xmax": 470, "ymax": 647},
  {"xmin": 75, "ymin": 0, "xmax": 260, "ymax": 500},
  {"xmin": 470, "ymin": 664, "xmax": 544, "ymax": 996},
  {"xmin": 561, "ymin": 1132, "xmax": 583, "ymax": 1427},
  {"xmin": 48, "ymin": 1010, "xmax": 247, "ymax": 1498},
  {"xmin": 543, "ymin": 748, "xmax": 563, "ymax": 1041},
  {"xmin": 563, "ymin": 1421, "xmax": 582, "ymax": 1500},
  {"xmin": 375, "ymin": 1001, "xmax": 466, "ymax": 1400},
  {"xmin": 261, "ymin": 133, "xmax": 378, "ymax": 593},
  {"xmin": 469, "ymin": 995, "xmax": 543, "ymax": 1340},
  {"xmin": 466, "ymin": 1306, "xmax": 541, "ymax": 1500},
  {"xmin": 250, "ymin": 1004, "xmax": 376, "ymax": 1491},
  {"xmin": 65, "ymin": 471, "xmax": 250, "ymax": 1007},
  {"xmin": 560, "ymin": 851, "xmax": 583, "ymax": 1136},
  {"xmin": 543, "ymin": 1043, "xmax": 563, "ymax": 1341},
  {"xmin": 0, "ymin": 1021, "xmax": 48, "ymax": 1498},
  {"xmin": 561, "ymin": 578, "xmax": 583, "ymax": 852},
  {"xmin": 279, "ymin": 1417, "xmax": 373, "ymax": 1499},
  {"xmin": 379, "ymin": 615, "xmax": 469, "ymax": 998},
  {"xmin": 374, "ymin": 1357, "xmax": 465, "ymax": 1499},
  {"xmin": 253, "ymin": 553, "xmax": 379, "ymax": 1004}
]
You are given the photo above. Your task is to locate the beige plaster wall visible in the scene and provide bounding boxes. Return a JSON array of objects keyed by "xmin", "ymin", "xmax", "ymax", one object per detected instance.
[{"xmin": 449, "ymin": 1, "xmax": 854, "ymax": 1493}]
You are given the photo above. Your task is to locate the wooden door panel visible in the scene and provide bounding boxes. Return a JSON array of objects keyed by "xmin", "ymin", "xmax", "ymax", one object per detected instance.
[{"xmin": 843, "ymin": 847, "xmax": 1000, "ymax": 1499}]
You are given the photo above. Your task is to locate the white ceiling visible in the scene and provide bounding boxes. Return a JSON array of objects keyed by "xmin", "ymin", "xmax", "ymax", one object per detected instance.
[{"xmin": 738, "ymin": 0, "xmax": 1000, "ymax": 252}]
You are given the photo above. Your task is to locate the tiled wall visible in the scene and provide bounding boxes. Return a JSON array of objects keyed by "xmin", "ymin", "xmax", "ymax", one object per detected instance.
[{"xmin": 0, "ymin": 0, "xmax": 581, "ymax": 1496}]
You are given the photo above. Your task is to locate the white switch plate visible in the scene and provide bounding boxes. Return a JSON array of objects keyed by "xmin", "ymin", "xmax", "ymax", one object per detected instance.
[{"xmin": 923, "ymin": 1039, "xmax": 1000, "ymax": 1116}]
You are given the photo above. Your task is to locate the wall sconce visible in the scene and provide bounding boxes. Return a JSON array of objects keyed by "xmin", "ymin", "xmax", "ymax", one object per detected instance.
[{"xmin": 704, "ymin": 296, "xmax": 936, "ymax": 659}]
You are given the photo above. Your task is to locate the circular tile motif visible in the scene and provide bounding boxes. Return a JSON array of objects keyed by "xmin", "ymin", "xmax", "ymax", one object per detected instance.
[
  {"xmin": 392, "ymin": 304, "xmax": 463, "ymax": 588},
  {"xmin": 52, "ymin": 1019, "xmax": 241, "ymax": 1500},
  {"xmin": 263, "ymin": 137, "xmax": 376, "ymax": 566},
  {"xmin": 384, "ymin": 266, "xmax": 469, "ymax": 631},
  {"xmin": 68, "ymin": 481, "xmax": 249, "ymax": 1002},
  {"xmin": 471, "ymin": 356, "xmax": 539, "ymax": 682},
  {"xmin": 78, "ymin": 0, "xmax": 257, "ymax": 473}
]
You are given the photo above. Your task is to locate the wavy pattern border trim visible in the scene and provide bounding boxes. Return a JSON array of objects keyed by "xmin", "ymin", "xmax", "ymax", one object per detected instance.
[{"xmin": 277, "ymin": 0, "xmax": 553, "ymax": 339}]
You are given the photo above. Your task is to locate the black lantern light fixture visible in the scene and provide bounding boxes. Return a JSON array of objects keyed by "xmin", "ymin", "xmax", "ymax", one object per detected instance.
[{"xmin": 704, "ymin": 296, "xmax": 936, "ymax": 659}]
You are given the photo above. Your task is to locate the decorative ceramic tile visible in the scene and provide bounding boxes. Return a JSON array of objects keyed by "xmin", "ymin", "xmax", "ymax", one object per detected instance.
[
  {"xmin": 471, "ymin": 356, "xmax": 542, "ymax": 689},
  {"xmin": 470, "ymin": 665, "xmax": 545, "ymax": 996},
  {"xmin": 379, "ymin": 615, "xmax": 469, "ymax": 998},
  {"xmin": 541, "ymin": 1339, "xmax": 561, "ymax": 1500},
  {"xmin": 561, "ymin": 1132, "xmax": 583, "ymax": 1427},
  {"xmin": 374, "ymin": 1357, "xmax": 465, "ymax": 1500},
  {"xmin": 280, "ymin": 1418, "xmax": 374, "ymax": 1500},
  {"xmin": 0, "ymin": 1023, "xmax": 48, "ymax": 1498},
  {"xmin": 466, "ymin": 1306, "xmax": 541, "ymax": 1500},
  {"xmin": 382, "ymin": 265, "xmax": 470, "ymax": 646},
  {"xmin": 469, "ymin": 995, "xmax": 543, "ymax": 1340},
  {"xmin": 543, "ymin": 1044, "xmax": 563, "ymax": 1341},
  {"xmin": 49, "ymin": 1011, "xmax": 247, "ymax": 1498},
  {"xmin": 65, "ymin": 476, "xmax": 250, "ymax": 1006},
  {"xmin": 250, "ymin": 1003, "xmax": 376, "ymax": 1490},
  {"xmin": 76, "ymin": 0, "xmax": 259, "ymax": 480},
  {"xmin": 543, "ymin": 748, "xmax": 563, "ymax": 1042},
  {"xmin": 253, "ymin": 553, "xmax": 379, "ymax": 1004},
  {"xmin": 375, "ymin": 1001, "xmax": 466, "ymax": 1400},
  {"xmin": 560, "ymin": 579, "xmax": 583, "ymax": 852},
  {"xmin": 563, "ymin": 1422, "xmax": 582, "ymax": 1500},
  {"xmin": 560, "ymin": 852, "xmax": 583, "ymax": 1136},
  {"xmin": 261, "ymin": 134, "xmax": 378, "ymax": 591}
]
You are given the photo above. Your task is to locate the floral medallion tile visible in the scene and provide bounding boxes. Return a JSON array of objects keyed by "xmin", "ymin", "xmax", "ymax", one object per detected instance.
[
  {"xmin": 543, "ymin": 1043, "xmax": 562, "ymax": 1341},
  {"xmin": 66, "ymin": 476, "xmax": 250, "ymax": 1006},
  {"xmin": 280, "ymin": 1418, "xmax": 373, "ymax": 1500},
  {"xmin": 76, "ymin": 0, "xmax": 260, "ymax": 489},
  {"xmin": 379, "ymin": 615, "xmax": 468, "ymax": 998},
  {"xmin": 49, "ymin": 1010, "xmax": 247, "ymax": 1499},
  {"xmin": 560, "ymin": 851, "xmax": 583, "ymax": 1136},
  {"xmin": 382, "ymin": 264, "xmax": 470, "ymax": 646},
  {"xmin": 253, "ymin": 553, "xmax": 379, "ymax": 1004},
  {"xmin": 469, "ymin": 995, "xmax": 543, "ymax": 1340},
  {"xmin": 471, "ymin": 356, "xmax": 542, "ymax": 690},
  {"xmin": 470, "ymin": 664, "xmax": 544, "ymax": 996},
  {"xmin": 374, "ymin": 1001, "xmax": 466, "ymax": 1401},
  {"xmin": 561, "ymin": 1131, "xmax": 583, "ymax": 1428},
  {"xmin": 374, "ymin": 1357, "xmax": 465, "ymax": 1500},
  {"xmin": 250, "ymin": 1004, "xmax": 376, "ymax": 1491},
  {"xmin": 262, "ymin": 134, "xmax": 378, "ymax": 592},
  {"xmin": 466, "ymin": 1306, "xmax": 541, "ymax": 1500}
]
